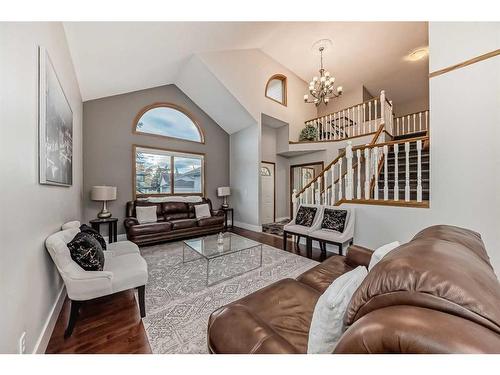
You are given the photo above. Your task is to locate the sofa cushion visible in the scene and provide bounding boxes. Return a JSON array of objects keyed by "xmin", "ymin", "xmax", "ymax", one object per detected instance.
[
  {"xmin": 127, "ymin": 221, "xmax": 172, "ymax": 236},
  {"xmin": 170, "ymin": 218, "xmax": 198, "ymax": 230},
  {"xmin": 295, "ymin": 206, "xmax": 317, "ymax": 227},
  {"xmin": 195, "ymin": 203, "xmax": 211, "ymax": 219},
  {"xmin": 104, "ymin": 253, "xmax": 148, "ymax": 294},
  {"xmin": 308, "ymin": 266, "xmax": 368, "ymax": 353},
  {"xmin": 80, "ymin": 224, "xmax": 107, "ymax": 250},
  {"xmin": 197, "ymin": 215, "xmax": 224, "ymax": 227},
  {"xmin": 367, "ymin": 241, "xmax": 400, "ymax": 271},
  {"xmin": 163, "ymin": 202, "xmax": 189, "ymax": 220},
  {"xmin": 297, "ymin": 255, "xmax": 354, "ymax": 293},
  {"xmin": 67, "ymin": 232, "xmax": 105, "ymax": 271},
  {"xmin": 134, "ymin": 201, "xmax": 164, "ymax": 221}
]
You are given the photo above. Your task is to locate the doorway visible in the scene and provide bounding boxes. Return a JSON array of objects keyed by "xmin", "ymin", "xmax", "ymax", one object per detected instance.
[
  {"xmin": 261, "ymin": 161, "xmax": 276, "ymax": 224},
  {"xmin": 289, "ymin": 161, "xmax": 324, "ymax": 214}
]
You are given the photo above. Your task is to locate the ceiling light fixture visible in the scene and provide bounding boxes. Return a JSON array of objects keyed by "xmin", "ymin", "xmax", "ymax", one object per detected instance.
[
  {"xmin": 406, "ymin": 47, "xmax": 429, "ymax": 62},
  {"xmin": 304, "ymin": 39, "xmax": 343, "ymax": 107}
]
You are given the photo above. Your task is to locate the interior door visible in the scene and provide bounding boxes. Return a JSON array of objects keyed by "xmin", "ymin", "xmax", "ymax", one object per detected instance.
[{"xmin": 261, "ymin": 162, "xmax": 275, "ymax": 224}]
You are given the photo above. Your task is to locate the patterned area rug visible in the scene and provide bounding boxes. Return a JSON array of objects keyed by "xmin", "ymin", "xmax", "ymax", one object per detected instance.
[
  {"xmin": 262, "ymin": 218, "xmax": 290, "ymax": 237},
  {"xmin": 140, "ymin": 240, "xmax": 317, "ymax": 354}
]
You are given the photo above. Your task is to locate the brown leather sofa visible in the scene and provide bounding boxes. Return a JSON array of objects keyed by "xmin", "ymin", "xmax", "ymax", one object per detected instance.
[
  {"xmin": 125, "ymin": 198, "xmax": 224, "ymax": 246},
  {"xmin": 207, "ymin": 225, "xmax": 500, "ymax": 353}
]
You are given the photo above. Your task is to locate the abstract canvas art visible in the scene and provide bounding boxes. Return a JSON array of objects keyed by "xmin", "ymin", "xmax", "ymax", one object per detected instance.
[{"xmin": 38, "ymin": 46, "xmax": 73, "ymax": 186}]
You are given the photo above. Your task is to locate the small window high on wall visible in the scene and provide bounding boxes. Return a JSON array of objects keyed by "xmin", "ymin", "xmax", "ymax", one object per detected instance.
[
  {"xmin": 133, "ymin": 103, "xmax": 204, "ymax": 143},
  {"xmin": 265, "ymin": 74, "xmax": 287, "ymax": 106}
]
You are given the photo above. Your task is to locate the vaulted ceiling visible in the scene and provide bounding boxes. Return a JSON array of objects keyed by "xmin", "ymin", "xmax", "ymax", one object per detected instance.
[{"xmin": 64, "ymin": 22, "xmax": 428, "ymax": 107}]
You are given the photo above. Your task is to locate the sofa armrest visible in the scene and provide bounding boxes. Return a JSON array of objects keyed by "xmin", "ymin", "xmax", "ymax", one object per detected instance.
[
  {"xmin": 212, "ymin": 209, "xmax": 224, "ymax": 217},
  {"xmin": 124, "ymin": 217, "xmax": 139, "ymax": 228},
  {"xmin": 346, "ymin": 244, "xmax": 373, "ymax": 268},
  {"xmin": 208, "ymin": 304, "xmax": 299, "ymax": 354}
]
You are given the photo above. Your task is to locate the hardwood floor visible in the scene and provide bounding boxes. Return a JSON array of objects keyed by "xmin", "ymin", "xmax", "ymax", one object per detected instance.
[{"xmin": 45, "ymin": 227, "xmax": 331, "ymax": 354}]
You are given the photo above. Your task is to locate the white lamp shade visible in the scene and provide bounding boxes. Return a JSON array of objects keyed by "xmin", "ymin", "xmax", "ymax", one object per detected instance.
[
  {"xmin": 91, "ymin": 186, "xmax": 117, "ymax": 201},
  {"xmin": 217, "ymin": 186, "xmax": 231, "ymax": 197}
]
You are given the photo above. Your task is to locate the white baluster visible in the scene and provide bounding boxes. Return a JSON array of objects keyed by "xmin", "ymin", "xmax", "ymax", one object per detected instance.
[
  {"xmin": 394, "ymin": 143, "xmax": 399, "ymax": 201},
  {"xmin": 405, "ymin": 142, "xmax": 410, "ymax": 201},
  {"xmin": 292, "ymin": 189, "xmax": 298, "ymax": 216},
  {"xmin": 383, "ymin": 145, "xmax": 389, "ymax": 200},
  {"xmin": 331, "ymin": 166, "xmax": 336, "ymax": 205},
  {"xmin": 364, "ymin": 147, "xmax": 370, "ymax": 199},
  {"xmin": 362, "ymin": 103, "xmax": 366, "ymax": 135},
  {"xmin": 419, "ymin": 112, "xmax": 422, "ymax": 132},
  {"xmin": 413, "ymin": 114, "xmax": 416, "ymax": 133},
  {"xmin": 375, "ymin": 98, "xmax": 378, "ymax": 122},
  {"xmin": 373, "ymin": 147, "xmax": 379, "ymax": 200},
  {"xmin": 356, "ymin": 149, "xmax": 361, "ymax": 199},
  {"xmin": 328, "ymin": 114, "xmax": 332, "ymax": 140},
  {"xmin": 416, "ymin": 140, "xmax": 422, "ymax": 202},
  {"xmin": 346, "ymin": 141, "xmax": 353, "ymax": 200},
  {"xmin": 380, "ymin": 90, "xmax": 386, "ymax": 125},
  {"xmin": 425, "ymin": 110, "xmax": 429, "ymax": 132},
  {"xmin": 368, "ymin": 101, "xmax": 372, "ymax": 132},
  {"xmin": 317, "ymin": 178, "xmax": 322, "ymax": 204},
  {"xmin": 342, "ymin": 109, "xmax": 346, "ymax": 138},
  {"xmin": 396, "ymin": 117, "xmax": 400, "ymax": 136},
  {"xmin": 338, "ymin": 158, "xmax": 343, "ymax": 201}
]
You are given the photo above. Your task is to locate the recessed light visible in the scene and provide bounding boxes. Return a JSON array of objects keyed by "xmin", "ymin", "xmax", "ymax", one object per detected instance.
[{"xmin": 406, "ymin": 47, "xmax": 429, "ymax": 62}]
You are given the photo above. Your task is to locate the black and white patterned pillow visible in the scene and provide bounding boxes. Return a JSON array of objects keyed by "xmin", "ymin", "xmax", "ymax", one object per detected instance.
[
  {"xmin": 80, "ymin": 224, "xmax": 107, "ymax": 250},
  {"xmin": 321, "ymin": 209, "xmax": 348, "ymax": 233},
  {"xmin": 295, "ymin": 206, "xmax": 318, "ymax": 227},
  {"xmin": 67, "ymin": 232, "xmax": 105, "ymax": 271}
]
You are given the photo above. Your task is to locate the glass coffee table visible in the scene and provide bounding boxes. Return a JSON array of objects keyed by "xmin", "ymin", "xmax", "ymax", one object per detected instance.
[{"xmin": 183, "ymin": 233, "xmax": 263, "ymax": 286}]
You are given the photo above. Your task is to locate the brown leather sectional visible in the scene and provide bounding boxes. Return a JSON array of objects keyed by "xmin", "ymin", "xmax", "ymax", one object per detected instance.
[
  {"xmin": 125, "ymin": 198, "xmax": 224, "ymax": 246},
  {"xmin": 207, "ymin": 225, "xmax": 500, "ymax": 353}
]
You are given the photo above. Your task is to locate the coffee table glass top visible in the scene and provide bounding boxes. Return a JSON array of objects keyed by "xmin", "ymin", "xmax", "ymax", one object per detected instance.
[{"xmin": 183, "ymin": 233, "xmax": 261, "ymax": 259}]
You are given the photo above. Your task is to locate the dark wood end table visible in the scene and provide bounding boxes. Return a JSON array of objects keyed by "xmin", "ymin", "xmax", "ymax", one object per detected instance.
[
  {"xmin": 89, "ymin": 218, "xmax": 118, "ymax": 243},
  {"xmin": 221, "ymin": 207, "xmax": 234, "ymax": 231}
]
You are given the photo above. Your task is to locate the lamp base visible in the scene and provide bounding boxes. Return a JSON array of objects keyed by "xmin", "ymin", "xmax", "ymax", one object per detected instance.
[
  {"xmin": 97, "ymin": 200, "xmax": 112, "ymax": 219},
  {"xmin": 221, "ymin": 203, "xmax": 229, "ymax": 209}
]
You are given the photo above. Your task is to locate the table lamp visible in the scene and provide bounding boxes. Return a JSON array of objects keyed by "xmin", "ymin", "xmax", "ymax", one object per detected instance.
[
  {"xmin": 217, "ymin": 186, "xmax": 231, "ymax": 209},
  {"xmin": 91, "ymin": 186, "xmax": 117, "ymax": 219}
]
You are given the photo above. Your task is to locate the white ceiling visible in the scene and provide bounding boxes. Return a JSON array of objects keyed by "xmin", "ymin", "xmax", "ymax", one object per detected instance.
[{"xmin": 63, "ymin": 22, "xmax": 428, "ymax": 105}]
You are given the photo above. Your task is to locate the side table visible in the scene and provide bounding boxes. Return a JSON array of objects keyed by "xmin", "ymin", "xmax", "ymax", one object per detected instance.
[
  {"xmin": 222, "ymin": 208, "xmax": 234, "ymax": 231},
  {"xmin": 89, "ymin": 218, "xmax": 118, "ymax": 243}
]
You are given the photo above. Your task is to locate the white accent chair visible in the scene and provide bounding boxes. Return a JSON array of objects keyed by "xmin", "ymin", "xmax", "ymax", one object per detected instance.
[
  {"xmin": 308, "ymin": 206, "xmax": 355, "ymax": 256},
  {"xmin": 283, "ymin": 204, "xmax": 324, "ymax": 256},
  {"xmin": 45, "ymin": 221, "xmax": 148, "ymax": 337}
]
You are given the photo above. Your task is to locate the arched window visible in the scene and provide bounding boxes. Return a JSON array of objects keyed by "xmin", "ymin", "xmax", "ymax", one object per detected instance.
[
  {"xmin": 133, "ymin": 103, "xmax": 204, "ymax": 143},
  {"xmin": 260, "ymin": 166, "xmax": 271, "ymax": 176},
  {"xmin": 265, "ymin": 74, "xmax": 287, "ymax": 106}
]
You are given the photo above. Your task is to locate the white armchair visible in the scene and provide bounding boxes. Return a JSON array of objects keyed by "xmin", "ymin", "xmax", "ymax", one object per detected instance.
[
  {"xmin": 45, "ymin": 221, "xmax": 148, "ymax": 337},
  {"xmin": 283, "ymin": 204, "xmax": 324, "ymax": 254},
  {"xmin": 308, "ymin": 206, "xmax": 355, "ymax": 256}
]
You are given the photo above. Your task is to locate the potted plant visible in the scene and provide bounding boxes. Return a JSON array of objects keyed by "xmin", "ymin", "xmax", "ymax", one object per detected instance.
[{"xmin": 299, "ymin": 124, "xmax": 318, "ymax": 141}]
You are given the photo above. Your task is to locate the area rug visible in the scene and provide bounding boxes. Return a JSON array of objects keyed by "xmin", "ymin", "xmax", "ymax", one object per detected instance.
[
  {"xmin": 262, "ymin": 218, "xmax": 290, "ymax": 237},
  {"xmin": 139, "ymin": 240, "xmax": 318, "ymax": 354}
]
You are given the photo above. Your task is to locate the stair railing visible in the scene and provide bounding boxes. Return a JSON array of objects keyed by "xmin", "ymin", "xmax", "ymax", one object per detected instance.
[
  {"xmin": 394, "ymin": 110, "xmax": 429, "ymax": 137},
  {"xmin": 291, "ymin": 134, "xmax": 430, "ymax": 214},
  {"xmin": 297, "ymin": 90, "xmax": 393, "ymax": 143}
]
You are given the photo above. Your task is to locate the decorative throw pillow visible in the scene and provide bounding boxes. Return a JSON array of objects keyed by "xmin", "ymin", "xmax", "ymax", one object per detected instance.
[
  {"xmin": 307, "ymin": 266, "xmax": 368, "ymax": 354},
  {"xmin": 295, "ymin": 206, "xmax": 318, "ymax": 227},
  {"xmin": 67, "ymin": 232, "xmax": 105, "ymax": 271},
  {"xmin": 136, "ymin": 206, "xmax": 158, "ymax": 224},
  {"xmin": 80, "ymin": 224, "xmax": 107, "ymax": 250},
  {"xmin": 321, "ymin": 209, "xmax": 348, "ymax": 232},
  {"xmin": 368, "ymin": 241, "xmax": 400, "ymax": 271},
  {"xmin": 195, "ymin": 203, "xmax": 211, "ymax": 220}
]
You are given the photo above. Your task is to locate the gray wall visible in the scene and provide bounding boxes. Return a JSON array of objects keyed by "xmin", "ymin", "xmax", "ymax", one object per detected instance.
[
  {"xmin": 0, "ymin": 23, "xmax": 83, "ymax": 353},
  {"xmin": 83, "ymin": 84, "xmax": 229, "ymax": 234}
]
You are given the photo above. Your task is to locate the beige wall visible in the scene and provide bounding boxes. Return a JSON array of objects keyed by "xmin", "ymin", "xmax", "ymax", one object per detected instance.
[
  {"xmin": 83, "ymin": 84, "xmax": 230, "ymax": 235},
  {"xmin": 0, "ymin": 22, "xmax": 83, "ymax": 353}
]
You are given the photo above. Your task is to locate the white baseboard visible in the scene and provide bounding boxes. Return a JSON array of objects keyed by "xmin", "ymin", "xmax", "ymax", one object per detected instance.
[
  {"xmin": 233, "ymin": 221, "xmax": 262, "ymax": 233},
  {"xmin": 33, "ymin": 285, "xmax": 66, "ymax": 354}
]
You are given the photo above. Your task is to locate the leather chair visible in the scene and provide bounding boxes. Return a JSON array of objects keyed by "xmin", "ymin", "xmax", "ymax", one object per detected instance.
[
  {"xmin": 308, "ymin": 206, "xmax": 355, "ymax": 256},
  {"xmin": 45, "ymin": 221, "xmax": 148, "ymax": 337},
  {"xmin": 124, "ymin": 198, "xmax": 224, "ymax": 246},
  {"xmin": 208, "ymin": 225, "xmax": 500, "ymax": 353}
]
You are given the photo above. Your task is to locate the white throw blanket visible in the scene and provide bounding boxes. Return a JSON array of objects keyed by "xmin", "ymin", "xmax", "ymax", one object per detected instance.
[{"xmin": 142, "ymin": 196, "xmax": 203, "ymax": 203}]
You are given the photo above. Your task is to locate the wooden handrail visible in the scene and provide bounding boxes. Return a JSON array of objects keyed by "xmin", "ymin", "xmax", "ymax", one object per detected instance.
[{"xmin": 370, "ymin": 124, "xmax": 385, "ymax": 145}]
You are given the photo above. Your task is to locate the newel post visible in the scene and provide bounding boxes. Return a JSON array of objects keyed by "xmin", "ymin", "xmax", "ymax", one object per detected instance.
[
  {"xmin": 346, "ymin": 141, "xmax": 354, "ymax": 200},
  {"xmin": 292, "ymin": 189, "xmax": 298, "ymax": 216}
]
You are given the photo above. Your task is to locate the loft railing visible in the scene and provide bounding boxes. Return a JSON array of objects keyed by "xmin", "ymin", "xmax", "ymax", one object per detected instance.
[
  {"xmin": 394, "ymin": 110, "xmax": 429, "ymax": 137},
  {"xmin": 293, "ymin": 90, "xmax": 393, "ymax": 143},
  {"xmin": 292, "ymin": 133, "xmax": 430, "ymax": 213}
]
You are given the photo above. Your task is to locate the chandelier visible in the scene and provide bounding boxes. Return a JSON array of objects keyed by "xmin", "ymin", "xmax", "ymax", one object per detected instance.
[{"xmin": 303, "ymin": 43, "xmax": 343, "ymax": 106}]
